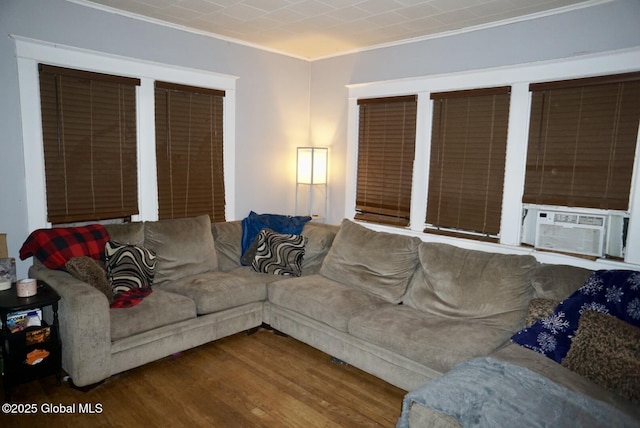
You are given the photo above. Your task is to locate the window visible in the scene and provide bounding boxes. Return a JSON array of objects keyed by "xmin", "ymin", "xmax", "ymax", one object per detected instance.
[
  {"xmin": 523, "ymin": 72, "xmax": 640, "ymax": 210},
  {"xmin": 345, "ymin": 49, "xmax": 640, "ymax": 266},
  {"xmin": 38, "ymin": 64, "xmax": 140, "ymax": 224},
  {"xmin": 425, "ymin": 87, "xmax": 511, "ymax": 241},
  {"xmin": 355, "ymin": 95, "xmax": 417, "ymax": 227},
  {"xmin": 154, "ymin": 82, "xmax": 226, "ymax": 222}
]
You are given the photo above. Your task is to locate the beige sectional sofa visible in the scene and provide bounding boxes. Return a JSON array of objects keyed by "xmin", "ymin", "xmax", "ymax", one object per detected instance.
[{"xmin": 27, "ymin": 215, "xmax": 639, "ymax": 426}]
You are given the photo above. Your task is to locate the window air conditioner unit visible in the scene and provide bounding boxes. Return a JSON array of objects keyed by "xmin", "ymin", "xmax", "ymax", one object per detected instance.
[{"xmin": 535, "ymin": 210, "xmax": 606, "ymax": 257}]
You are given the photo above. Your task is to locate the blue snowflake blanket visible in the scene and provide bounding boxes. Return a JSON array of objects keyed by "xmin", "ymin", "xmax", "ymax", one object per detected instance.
[
  {"xmin": 396, "ymin": 357, "xmax": 639, "ymax": 428},
  {"xmin": 512, "ymin": 270, "xmax": 640, "ymax": 363}
]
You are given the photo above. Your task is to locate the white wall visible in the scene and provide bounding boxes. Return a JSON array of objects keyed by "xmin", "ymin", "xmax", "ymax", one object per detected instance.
[
  {"xmin": 2, "ymin": 0, "xmax": 640, "ymax": 277},
  {"xmin": 0, "ymin": 0, "xmax": 310, "ymax": 277},
  {"xmin": 309, "ymin": 0, "xmax": 640, "ymax": 269}
]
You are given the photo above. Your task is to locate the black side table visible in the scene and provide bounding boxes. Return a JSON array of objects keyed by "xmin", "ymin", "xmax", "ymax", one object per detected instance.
[{"xmin": 0, "ymin": 280, "xmax": 61, "ymax": 402}]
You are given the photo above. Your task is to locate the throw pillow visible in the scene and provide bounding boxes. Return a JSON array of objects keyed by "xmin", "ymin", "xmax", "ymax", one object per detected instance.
[
  {"xmin": 105, "ymin": 241, "xmax": 157, "ymax": 294},
  {"xmin": 251, "ymin": 229, "xmax": 307, "ymax": 277},
  {"xmin": 65, "ymin": 256, "xmax": 114, "ymax": 304},
  {"xmin": 240, "ymin": 212, "xmax": 311, "ymax": 263},
  {"xmin": 562, "ymin": 310, "xmax": 640, "ymax": 402},
  {"xmin": 511, "ymin": 269, "xmax": 640, "ymax": 363},
  {"xmin": 525, "ymin": 298, "xmax": 561, "ymax": 327}
]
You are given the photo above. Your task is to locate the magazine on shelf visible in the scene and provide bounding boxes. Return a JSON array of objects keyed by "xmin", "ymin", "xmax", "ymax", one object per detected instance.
[{"xmin": 4, "ymin": 308, "xmax": 42, "ymax": 333}]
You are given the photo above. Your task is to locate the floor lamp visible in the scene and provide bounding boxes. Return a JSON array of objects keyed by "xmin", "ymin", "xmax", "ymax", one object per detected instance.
[{"xmin": 295, "ymin": 147, "xmax": 328, "ymax": 221}]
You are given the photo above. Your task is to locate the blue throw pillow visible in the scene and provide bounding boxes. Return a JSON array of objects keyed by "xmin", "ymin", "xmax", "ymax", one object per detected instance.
[
  {"xmin": 240, "ymin": 211, "xmax": 311, "ymax": 264},
  {"xmin": 511, "ymin": 269, "xmax": 640, "ymax": 363}
]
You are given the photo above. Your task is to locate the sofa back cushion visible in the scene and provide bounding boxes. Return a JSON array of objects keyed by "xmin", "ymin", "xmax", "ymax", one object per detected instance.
[
  {"xmin": 212, "ymin": 220, "xmax": 339, "ymax": 275},
  {"xmin": 404, "ymin": 242, "xmax": 537, "ymax": 332},
  {"xmin": 530, "ymin": 263, "xmax": 593, "ymax": 301},
  {"xmin": 299, "ymin": 222, "xmax": 339, "ymax": 275},
  {"xmin": 319, "ymin": 219, "xmax": 421, "ymax": 303},
  {"xmin": 212, "ymin": 220, "xmax": 243, "ymax": 272},
  {"xmin": 144, "ymin": 215, "xmax": 218, "ymax": 285},
  {"xmin": 105, "ymin": 222, "xmax": 145, "ymax": 247}
]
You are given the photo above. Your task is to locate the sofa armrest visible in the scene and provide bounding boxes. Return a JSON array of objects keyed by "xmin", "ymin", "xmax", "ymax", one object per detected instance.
[{"xmin": 29, "ymin": 263, "xmax": 111, "ymax": 387}]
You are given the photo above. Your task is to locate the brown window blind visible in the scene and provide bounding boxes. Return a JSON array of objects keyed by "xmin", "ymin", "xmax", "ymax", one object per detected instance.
[
  {"xmin": 154, "ymin": 82, "xmax": 226, "ymax": 222},
  {"xmin": 523, "ymin": 72, "xmax": 640, "ymax": 211},
  {"xmin": 426, "ymin": 87, "xmax": 511, "ymax": 239},
  {"xmin": 355, "ymin": 95, "xmax": 417, "ymax": 227},
  {"xmin": 38, "ymin": 64, "xmax": 140, "ymax": 224}
]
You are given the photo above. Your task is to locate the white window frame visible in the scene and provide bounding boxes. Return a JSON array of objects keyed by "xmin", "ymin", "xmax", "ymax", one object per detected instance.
[
  {"xmin": 13, "ymin": 35, "xmax": 238, "ymax": 231},
  {"xmin": 346, "ymin": 47, "xmax": 640, "ymax": 269}
]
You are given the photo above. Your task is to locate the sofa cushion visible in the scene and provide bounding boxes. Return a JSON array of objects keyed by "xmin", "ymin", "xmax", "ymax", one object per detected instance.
[
  {"xmin": 299, "ymin": 223, "xmax": 339, "ymax": 275},
  {"xmin": 110, "ymin": 289, "xmax": 196, "ymax": 340},
  {"xmin": 240, "ymin": 231, "xmax": 263, "ymax": 266},
  {"xmin": 531, "ymin": 263, "xmax": 593, "ymax": 301},
  {"xmin": 211, "ymin": 220, "xmax": 243, "ymax": 272},
  {"xmin": 349, "ymin": 304, "xmax": 512, "ymax": 373},
  {"xmin": 159, "ymin": 271, "xmax": 267, "ymax": 315},
  {"xmin": 228, "ymin": 266, "xmax": 291, "ymax": 284},
  {"xmin": 268, "ymin": 274, "xmax": 387, "ymax": 332},
  {"xmin": 104, "ymin": 241, "xmax": 156, "ymax": 293},
  {"xmin": 562, "ymin": 310, "xmax": 640, "ymax": 402},
  {"xmin": 65, "ymin": 256, "xmax": 114, "ymax": 303},
  {"xmin": 404, "ymin": 242, "xmax": 537, "ymax": 332},
  {"xmin": 319, "ymin": 219, "xmax": 421, "ymax": 303},
  {"xmin": 212, "ymin": 220, "xmax": 338, "ymax": 275},
  {"xmin": 104, "ymin": 222, "xmax": 145, "ymax": 247},
  {"xmin": 144, "ymin": 215, "xmax": 218, "ymax": 285}
]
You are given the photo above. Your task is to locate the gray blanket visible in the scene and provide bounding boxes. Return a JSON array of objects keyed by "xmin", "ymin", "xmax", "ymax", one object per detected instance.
[{"xmin": 397, "ymin": 357, "xmax": 639, "ymax": 428}]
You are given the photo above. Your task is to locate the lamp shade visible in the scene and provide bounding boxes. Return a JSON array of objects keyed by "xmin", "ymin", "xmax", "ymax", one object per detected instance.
[{"xmin": 297, "ymin": 147, "xmax": 327, "ymax": 184}]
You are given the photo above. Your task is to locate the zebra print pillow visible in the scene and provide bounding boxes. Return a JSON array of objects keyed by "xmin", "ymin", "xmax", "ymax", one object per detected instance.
[
  {"xmin": 105, "ymin": 241, "xmax": 157, "ymax": 293},
  {"xmin": 251, "ymin": 229, "xmax": 307, "ymax": 277}
]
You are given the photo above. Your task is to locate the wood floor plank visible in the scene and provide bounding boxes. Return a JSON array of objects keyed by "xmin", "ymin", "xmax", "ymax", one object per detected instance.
[
  {"xmin": 0, "ymin": 328, "xmax": 406, "ymax": 427},
  {"xmin": 218, "ymin": 335, "xmax": 397, "ymax": 426}
]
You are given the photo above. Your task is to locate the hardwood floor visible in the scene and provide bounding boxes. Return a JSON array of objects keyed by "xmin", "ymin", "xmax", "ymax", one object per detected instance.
[{"xmin": 0, "ymin": 328, "xmax": 406, "ymax": 427}]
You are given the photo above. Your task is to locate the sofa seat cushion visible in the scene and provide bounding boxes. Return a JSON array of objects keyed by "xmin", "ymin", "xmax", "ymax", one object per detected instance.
[
  {"xmin": 159, "ymin": 271, "xmax": 267, "ymax": 315},
  {"xmin": 404, "ymin": 242, "xmax": 537, "ymax": 333},
  {"xmin": 348, "ymin": 304, "xmax": 513, "ymax": 373},
  {"xmin": 110, "ymin": 289, "xmax": 196, "ymax": 341},
  {"xmin": 319, "ymin": 219, "xmax": 421, "ymax": 303},
  {"xmin": 268, "ymin": 274, "xmax": 388, "ymax": 332},
  {"xmin": 229, "ymin": 266, "xmax": 289, "ymax": 284}
]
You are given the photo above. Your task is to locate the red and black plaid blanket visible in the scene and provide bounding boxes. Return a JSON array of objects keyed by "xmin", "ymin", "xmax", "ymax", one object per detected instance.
[
  {"xmin": 20, "ymin": 224, "xmax": 110, "ymax": 270},
  {"xmin": 109, "ymin": 287, "xmax": 153, "ymax": 309}
]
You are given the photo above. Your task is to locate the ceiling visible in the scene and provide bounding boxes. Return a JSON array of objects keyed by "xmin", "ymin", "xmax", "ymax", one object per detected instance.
[{"xmin": 73, "ymin": 0, "xmax": 601, "ymax": 59}]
